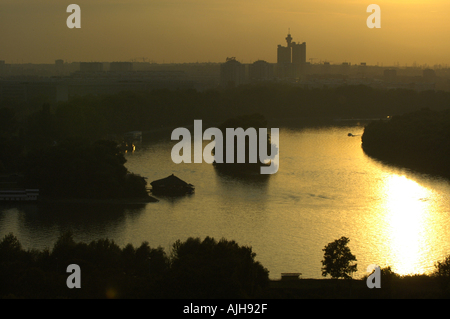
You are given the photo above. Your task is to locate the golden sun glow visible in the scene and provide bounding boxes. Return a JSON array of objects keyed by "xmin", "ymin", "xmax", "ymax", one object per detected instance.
[
  {"xmin": 381, "ymin": 174, "xmax": 434, "ymax": 276},
  {"xmin": 1, "ymin": 0, "xmax": 449, "ymax": 64}
]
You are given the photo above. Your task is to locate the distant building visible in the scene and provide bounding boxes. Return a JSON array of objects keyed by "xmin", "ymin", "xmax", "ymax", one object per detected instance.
[
  {"xmin": 423, "ymin": 69, "xmax": 436, "ymax": 82},
  {"xmin": 291, "ymin": 41, "xmax": 306, "ymax": 76},
  {"xmin": 277, "ymin": 33, "xmax": 293, "ymax": 78},
  {"xmin": 110, "ymin": 62, "xmax": 133, "ymax": 72},
  {"xmin": 340, "ymin": 62, "xmax": 350, "ymax": 75},
  {"xmin": 291, "ymin": 42, "xmax": 306, "ymax": 65},
  {"xmin": 220, "ymin": 57, "xmax": 246, "ymax": 88},
  {"xmin": 277, "ymin": 33, "xmax": 292, "ymax": 64},
  {"xmin": 80, "ymin": 62, "xmax": 103, "ymax": 73},
  {"xmin": 384, "ymin": 69, "xmax": 397, "ymax": 82},
  {"xmin": 276, "ymin": 32, "xmax": 307, "ymax": 78},
  {"xmin": 0, "ymin": 60, "xmax": 5, "ymax": 76},
  {"xmin": 358, "ymin": 63, "xmax": 367, "ymax": 77},
  {"xmin": 0, "ymin": 82, "xmax": 28, "ymax": 102},
  {"xmin": 249, "ymin": 60, "xmax": 274, "ymax": 82},
  {"xmin": 55, "ymin": 59, "xmax": 64, "ymax": 76},
  {"xmin": 322, "ymin": 62, "xmax": 331, "ymax": 74}
]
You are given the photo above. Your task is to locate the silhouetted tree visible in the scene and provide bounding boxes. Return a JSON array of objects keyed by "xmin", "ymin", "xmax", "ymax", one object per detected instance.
[
  {"xmin": 361, "ymin": 266, "xmax": 400, "ymax": 298},
  {"xmin": 0, "ymin": 233, "xmax": 24, "ymax": 262},
  {"xmin": 435, "ymin": 255, "xmax": 450, "ymax": 277},
  {"xmin": 434, "ymin": 255, "xmax": 450, "ymax": 293},
  {"xmin": 321, "ymin": 236, "xmax": 357, "ymax": 279}
]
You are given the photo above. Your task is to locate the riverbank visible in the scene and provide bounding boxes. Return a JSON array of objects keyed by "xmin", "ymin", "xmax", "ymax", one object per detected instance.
[
  {"xmin": 38, "ymin": 195, "xmax": 158, "ymax": 204},
  {"xmin": 266, "ymin": 276, "xmax": 445, "ymax": 298},
  {"xmin": 361, "ymin": 108, "xmax": 450, "ymax": 180}
]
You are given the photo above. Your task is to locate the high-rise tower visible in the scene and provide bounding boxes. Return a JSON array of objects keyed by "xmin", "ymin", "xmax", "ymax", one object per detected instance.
[
  {"xmin": 285, "ymin": 31, "xmax": 293, "ymax": 47},
  {"xmin": 277, "ymin": 31, "xmax": 293, "ymax": 64},
  {"xmin": 276, "ymin": 31, "xmax": 306, "ymax": 78}
]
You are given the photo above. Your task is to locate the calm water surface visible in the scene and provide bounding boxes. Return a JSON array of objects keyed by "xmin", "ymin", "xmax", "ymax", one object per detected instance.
[{"xmin": 1, "ymin": 124, "xmax": 450, "ymax": 279}]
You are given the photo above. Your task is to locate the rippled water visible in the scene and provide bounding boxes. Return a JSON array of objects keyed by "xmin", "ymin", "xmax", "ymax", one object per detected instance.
[{"xmin": 1, "ymin": 124, "xmax": 450, "ymax": 279}]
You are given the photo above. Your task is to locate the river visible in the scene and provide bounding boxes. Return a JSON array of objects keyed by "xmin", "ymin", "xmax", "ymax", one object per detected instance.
[{"xmin": 1, "ymin": 123, "xmax": 450, "ymax": 279}]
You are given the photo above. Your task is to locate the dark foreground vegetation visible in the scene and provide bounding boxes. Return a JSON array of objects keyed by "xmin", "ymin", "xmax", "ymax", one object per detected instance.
[
  {"xmin": 269, "ymin": 274, "xmax": 446, "ymax": 299},
  {"xmin": 1, "ymin": 233, "xmax": 450, "ymax": 299},
  {"xmin": 0, "ymin": 233, "xmax": 269, "ymax": 299},
  {"xmin": 362, "ymin": 108, "xmax": 450, "ymax": 178}
]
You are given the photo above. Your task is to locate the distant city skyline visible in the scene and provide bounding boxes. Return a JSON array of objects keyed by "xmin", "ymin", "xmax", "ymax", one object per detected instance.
[{"xmin": 1, "ymin": 0, "xmax": 449, "ymax": 66}]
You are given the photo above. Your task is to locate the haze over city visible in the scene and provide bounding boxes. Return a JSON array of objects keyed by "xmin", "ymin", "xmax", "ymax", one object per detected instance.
[{"xmin": 1, "ymin": 0, "xmax": 449, "ymax": 66}]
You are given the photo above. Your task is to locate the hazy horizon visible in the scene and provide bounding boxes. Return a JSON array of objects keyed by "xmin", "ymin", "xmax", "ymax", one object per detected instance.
[{"xmin": 1, "ymin": 0, "xmax": 449, "ymax": 66}]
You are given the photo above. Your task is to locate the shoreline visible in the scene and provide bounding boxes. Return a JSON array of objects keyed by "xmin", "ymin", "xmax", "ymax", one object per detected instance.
[
  {"xmin": 266, "ymin": 276, "xmax": 443, "ymax": 298},
  {"xmin": 38, "ymin": 196, "xmax": 159, "ymax": 204}
]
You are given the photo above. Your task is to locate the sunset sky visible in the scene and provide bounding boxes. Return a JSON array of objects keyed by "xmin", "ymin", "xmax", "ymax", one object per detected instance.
[{"xmin": 1, "ymin": 0, "xmax": 449, "ymax": 66}]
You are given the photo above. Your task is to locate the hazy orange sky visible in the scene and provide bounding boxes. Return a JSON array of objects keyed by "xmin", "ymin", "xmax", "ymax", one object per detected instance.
[{"xmin": 1, "ymin": 0, "xmax": 449, "ymax": 66}]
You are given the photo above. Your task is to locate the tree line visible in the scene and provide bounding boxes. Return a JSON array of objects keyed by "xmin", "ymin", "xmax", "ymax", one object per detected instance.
[
  {"xmin": 1, "ymin": 233, "xmax": 450, "ymax": 298},
  {"xmin": 0, "ymin": 233, "xmax": 269, "ymax": 299},
  {"xmin": 3, "ymin": 84, "xmax": 450, "ymax": 192},
  {"xmin": 362, "ymin": 108, "xmax": 450, "ymax": 178},
  {"xmin": 4, "ymin": 84, "xmax": 450, "ymax": 146}
]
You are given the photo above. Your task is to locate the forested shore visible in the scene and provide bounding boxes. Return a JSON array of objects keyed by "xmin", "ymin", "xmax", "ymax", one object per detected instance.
[
  {"xmin": 2, "ymin": 84, "xmax": 450, "ymax": 198},
  {"xmin": 3, "ymin": 84, "xmax": 450, "ymax": 146},
  {"xmin": 362, "ymin": 108, "xmax": 450, "ymax": 179}
]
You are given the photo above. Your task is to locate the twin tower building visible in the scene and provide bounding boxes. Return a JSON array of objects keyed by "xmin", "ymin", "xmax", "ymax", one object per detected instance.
[
  {"xmin": 220, "ymin": 32, "xmax": 307, "ymax": 87},
  {"xmin": 277, "ymin": 31, "xmax": 307, "ymax": 78}
]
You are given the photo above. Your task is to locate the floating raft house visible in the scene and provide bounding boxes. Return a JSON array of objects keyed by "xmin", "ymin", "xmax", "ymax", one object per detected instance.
[{"xmin": 150, "ymin": 174, "xmax": 194, "ymax": 195}]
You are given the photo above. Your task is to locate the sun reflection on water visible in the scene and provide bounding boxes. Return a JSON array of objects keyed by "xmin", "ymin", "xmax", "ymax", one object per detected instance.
[{"xmin": 381, "ymin": 174, "xmax": 434, "ymax": 276}]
